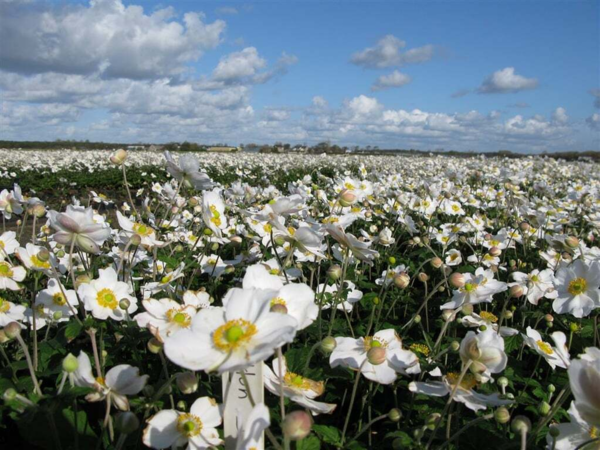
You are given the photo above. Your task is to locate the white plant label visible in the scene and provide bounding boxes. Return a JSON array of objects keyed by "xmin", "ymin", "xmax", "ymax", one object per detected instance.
[{"xmin": 222, "ymin": 363, "xmax": 264, "ymax": 449}]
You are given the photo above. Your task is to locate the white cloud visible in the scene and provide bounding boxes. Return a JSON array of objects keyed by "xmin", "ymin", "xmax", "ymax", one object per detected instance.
[
  {"xmin": 478, "ymin": 67, "xmax": 538, "ymax": 94},
  {"xmin": 351, "ymin": 35, "xmax": 434, "ymax": 69},
  {"xmin": 371, "ymin": 70, "xmax": 411, "ymax": 91},
  {"xmin": 312, "ymin": 96, "xmax": 328, "ymax": 109},
  {"xmin": 586, "ymin": 113, "xmax": 600, "ymax": 130},
  {"xmin": 590, "ymin": 89, "xmax": 600, "ymax": 108},
  {"xmin": 552, "ymin": 107, "xmax": 568, "ymax": 124},
  {"xmin": 213, "ymin": 47, "xmax": 267, "ymax": 81},
  {"xmin": 0, "ymin": 0, "xmax": 226, "ymax": 79}
]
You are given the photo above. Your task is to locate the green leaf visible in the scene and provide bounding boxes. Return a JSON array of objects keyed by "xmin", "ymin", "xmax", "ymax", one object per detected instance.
[
  {"xmin": 313, "ymin": 424, "xmax": 341, "ymax": 445},
  {"xmin": 296, "ymin": 435, "xmax": 321, "ymax": 450},
  {"xmin": 65, "ymin": 320, "xmax": 83, "ymax": 340}
]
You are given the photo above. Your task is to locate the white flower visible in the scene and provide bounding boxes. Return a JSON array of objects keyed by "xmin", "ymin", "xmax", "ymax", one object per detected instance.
[
  {"xmin": 545, "ymin": 402, "xmax": 600, "ymax": 450},
  {"xmin": 0, "ymin": 260, "xmax": 26, "ymax": 291},
  {"xmin": 0, "ymin": 231, "xmax": 19, "ymax": 259},
  {"xmin": 25, "ymin": 279, "xmax": 78, "ymax": 329},
  {"xmin": 116, "ymin": 211, "xmax": 162, "ymax": 247},
  {"xmin": 522, "ymin": 327, "xmax": 570, "ymax": 370},
  {"xmin": 263, "ymin": 356, "xmax": 336, "ymax": 415},
  {"xmin": 0, "ymin": 185, "xmax": 24, "ymax": 220},
  {"xmin": 445, "ymin": 249, "xmax": 462, "ymax": 267},
  {"xmin": 73, "ymin": 352, "xmax": 148, "ymax": 411},
  {"xmin": 0, "ymin": 296, "xmax": 26, "ymax": 326},
  {"xmin": 143, "ymin": 396, "xmax": 223, "ymax": 449},
  {"xmin": 330, "ymin": 329, "xmax": 420, "ymax": 385},
  {"xmin": 49, "ymin": 205, "xmax": 112, "ymax": 254},
  {"xmin": 441, "ymin": 268, "xmax": 507, "ymax": 310},
  {"xmin": 553, "ymin": 260, "xmax": 600, "ymax": 318},
  {"xmin": 135, "ymin": 297, "xmax": 199, "ymax": 340},
  {"xmin": 16, "ymin": 243, "xmax": 56, "ymax": 274},
  {"xmin": 318, "ymin": 280, "xmax": 363, "ymax": 312},
  {"xmin": 568, "ymin": 347, "xmax": 600, "ymax": 427},
  {"xmin": 164, "ymin": 151, "xmax": 214, "ymax": 190},
  {"xmin": 460, "ymin": 311, "xmax": 518, "ymax": 337},
  {"xmin": 235, "ymin": 403, "xmax": 270, "ymax": 450},
  {"xmin": 326, "ymin": 224, "xmax": 379, "ymax": 263},
  {"xmin": 78, "ymin": 267, "xmax": 138, "ymax": 320},
  {"xmin": 164, "ymin": 288, "xmax": 297, "ymax": 373},
  {"xmin": 142, "ymin": 263, "xmax": 186, "ymax": 299},
  {"xmin": 509, "ymin": 269, "xmax": 557, "ymax": 305},
  {"xmin": 459, "ymin": 329, "xmax": 507, "ymax": 383},
  {"xmin": 202, "ymin": 189, "xmax": 228, "ymax": 241},
  {"xmin": 376, "ymin": 264, "xmax": 407, "ymax": 287}
]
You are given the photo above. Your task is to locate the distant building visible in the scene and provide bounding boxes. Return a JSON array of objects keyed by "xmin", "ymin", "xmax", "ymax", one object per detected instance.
[
  {"xmin": 207, "ymin": 146, "xmax": 239, "ymax": 152},
  {"xmin": 148, "ymin": 144, "xmax": 163, "ymax": 152},
  {"xmin": 126, "ymin": 145, "xmax": 145, "ymax": 151}
]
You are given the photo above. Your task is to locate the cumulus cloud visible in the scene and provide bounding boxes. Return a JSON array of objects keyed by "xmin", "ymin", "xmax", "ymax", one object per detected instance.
[
  {"xmin": 587, "ymin": 113, "xmax": 600, "ymax": 130},
  {"xmin": 552, "ymin": 107, "xmax": 568, "ymax": 124},
  {"xmin": 351, "ymin": 35, "xmax": 434, "ymax": 69},
  {"xmin": 478, "ymin": 67, "xmax": 538, "ymax": 94},
  {"xmin": 0, "ymin": 0, "xmax": 226, "ymax": 79},
  {"xmin": 213, "ymin": 47, "xmax": 267, "ymax": 81},
  {"xmin": 371, "ymin": 70, "xmax": 411, "ymax": 91}
]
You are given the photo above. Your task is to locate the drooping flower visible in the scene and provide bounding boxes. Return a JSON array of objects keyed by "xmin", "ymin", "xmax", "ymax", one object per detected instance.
[
  {"xmin": 48, "ymin": 205, "xmax": 112, "ymax": 254},
  {"xmin": 164, "ymin": 288, "xmax": 297, "ymax": 373},
  {"xmin": 326, "ymin": 224, "xmax": 379, "ymax": 263},
  {"xmin": 459, "ymin": 329, "xmax": 508, "ymax": 383},
  {"xmin": 263, "ymin": 356, "xmax": 336, "ymax": 415},
  {"xmin": 164, "ymin": 151, "xmax": 214, "ymax": 190},
  {"xmin": 78, "ymin": 267, "xmax": 138, "ymax": 320},
  {"xmin": 143, "ymin": 396, "xmax": 223, "ymax": 449},
  {"xmin": 553, "ymin": 260, "xmax": 600, "ymax": 318}
]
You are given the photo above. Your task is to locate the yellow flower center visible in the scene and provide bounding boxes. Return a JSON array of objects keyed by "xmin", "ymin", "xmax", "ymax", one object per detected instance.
[
  {"xmin": 212, "ymin": 319, "xmax": 257, "ymax": 352},
  {"xmin": 270, "ymin": 297, "xmax": 286, "ymax": 307},
  {"xmin": 344, "ymin": 182, "xmax": 355, "ymax": 190},
  {"xmin": 568, "ymin": 277, "xmax": 587, "ymax": 296},
  {"xmin": 537, "ymin": 340, "xmax": 554, "ymax": 355},
  {"xmin": 451, "ymin": 204, "xmax": 460, "ymax": 212},
  {"xmin": 177, "ymin": 413, "xmax": 203, "ymax": 437},
  {"xmin": 0, "ymin": 241, "xmax": 4, "ymax": 249},
  {"xmin": 0, "ymin": 298, "xmax": 10, "ymax": 313},
  {"xmin": 462, "ymin": 282, "xmax": 477, "ymax": 293},
  {"xmin": 479, "ymin": 311, "xmax": 498, "ymax": 323},
  {"xmin": 446, "ymin": 372, "xmax": 478, "ymax": 390},
  {"xmin": 530, "ymin": 275, "xmax": 539, "ymax": 282},
  {"xmin": 284, "ymin": 372, "xmax": 311, "ymax": 390},
  {"xmin": 96, "ymin": 288, "xmax": 118, "ymax": 309},
  {"xmin": 0, "ymin": 262, "xmax": 13, "ymax": 277},
  {"xmin": 166, "ymin": 309, "xmax": 191, "ymax": 328},
  {"xmin": 409, "ymin": 343, "xmax": 430, "ymax": 356},
  {"xmin": 53, "ymin": 293, "xmax": 67, "ymax": 306},
  {"xmin": 287, "ymin": 226, "xmax": 296, "ymax": 236},
  {"xmin": 31, "ymin": 254, "xmax": 51, "ymax": 269},
  {"xmin": 590, "ymin": 426, "xmax": 598, "ymax": 439},
  {"xmin": 363, "ymin": 336, "xmax": 387, "ymax": 351},
  {"xmin": 209, "ymin": 205, "xmax": 222, "ymax": 227},
  {"xmin": 161, "ymin": 274, "xmax": 173, "ymax": 284},
  {"xmin": 263, "ymin": 223, "xmax": 272, "ymax": 233},
  {"xmin": 133, "ymin": 223, "xmax": 153, "ymax": 236}
]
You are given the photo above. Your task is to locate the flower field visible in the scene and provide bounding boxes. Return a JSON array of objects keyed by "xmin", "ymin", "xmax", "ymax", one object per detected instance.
[{"xmin": 0, "ymin": 149, "xmax": 599, "ymax": 450}]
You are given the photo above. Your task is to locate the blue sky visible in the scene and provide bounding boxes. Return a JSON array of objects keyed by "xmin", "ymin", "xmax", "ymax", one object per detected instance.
[{"xmin": 1, "ymin": 0, "xmax": 598, "ymax": 151}]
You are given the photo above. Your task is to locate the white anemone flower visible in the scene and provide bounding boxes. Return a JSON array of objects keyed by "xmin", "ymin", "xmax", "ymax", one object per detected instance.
[
  {"xmin": 0, "ymin": 185, "xmax": 24, "ymax": 220},
  {"xmin": 0, "ymin": 296, "xmax": 26, "ymax": 326},
  {"xmin": 318, "ymin": 280, "xmax": 363, "ymax": 312},
  {"xmin": 522, "ymin": 327, "xmax": 570, "ymax": 370},
  {"xmin": 0, "ymin": 260, "xmax": 26, "ymax": 291},
  {"xmin": 326, "ymin": 224, "xmax": 379, "ymax": 263},
  {"xmin": 73, "ymin": 352, "xmax": 148, "ymax": 411},
  {"xmin": 143, "ymin": 396, "xmax": 223, "ymax": 449},
  {"xmin": 409, "ymin": 372, "xmax": 512, "ymax": 412},
  {"xmin": 48, "ymin": 205, "xmax": 111, "ymax": 254},
  {"xmin": 376, "ymin": 264, "xmax": 408, "ymax": 287},
  {"xmin": 16, "ymin": 243, "xmax": 56, "ymax": 274},
  {"xmin": 545, "ymin": 402, "xmax": 600, "ymax": 450},
  {"xmin": 460, "ymin": 311, "xmax": 518, "ymax": 337},
  {"xmin": 235, "ymin": 403, "xmax": 270, "ymax": 450},
  {"xmin": 25, "ymin": 279, "xmax": 78, "ymax": 329},
  {"xmin": 164, "ymin": 151, "xmax": 214, "ymax": 190},
  {"xmin": 116, "ymin": 212, "xmax": 162, "ymax": 247},
  {"xmin": 202, "ymin": 189, "xmax": 228, "ymax": 241},
  {"xmin": 0, "ymin": 231, "xmax": 19, "ymax": 259},
  {"xmin": 441, "ymin": 267, "xmax": 507, "ymax": 310},
  {"xmin": 553, "ymin": 260, "xmax": 600, "ymax": 318},
  {"xmin": 163, "ymin": 289, "xmax": 298, "ymax": 373},
  {"xmin": 330, "ymin": 329, "xmax": 420, "ymax": 385},
  {"xmin": 445, "ymin": 249, "xmax": 463, "ymax": 267},
  {"xmin": 459, "ymin": 329, "xmax": 508, "ymax": 383},
  {"xmin": 263, "ymin": 356, "xmax": 336, "ymax": 415},
  {"xmin": 135, "ymin": 297, "xmax": 200, "ymax": 341},
  {"xmin": 509, "ymin": 269, "xmax": 557, "ymax": 305},
  {"xmin": 568, "ymin": 347, "xmax": 600, "ymax": 427},
  {"xmin": 78, "ymin": 267, "xmax": 138, "ymax": 321}
]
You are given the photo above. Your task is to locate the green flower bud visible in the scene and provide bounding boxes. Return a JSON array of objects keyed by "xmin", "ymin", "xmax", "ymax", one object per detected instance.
[{"xmin": 62, "ymin": 353, "xmax": 79, "ymax": 373}]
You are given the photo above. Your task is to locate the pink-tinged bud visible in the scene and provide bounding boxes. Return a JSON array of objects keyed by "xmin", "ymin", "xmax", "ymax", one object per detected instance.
[
  {"xmin": 110, "ymin": 149, "xmax": 128, "ymax": 165},
  {"xmin": 561, "ymin": 252, "xmax": 573, "ymax": 262},
  {"xmin": 393, "ymin": 272, "xmax": 410, "ymax": 289},
  {"xmin": 418, "ymin": 272, "xmax": 429, "ymax": 283},
  {"xmin": 489, "ymin": 246, "xmax": 501, "ymax": 257},
  {"xmin": 544, "ymin": 314, "xmax": 554, "ymax": 323},
  {"xmin": 519, "ymin": 222, "xmax": 530, "ymax": 231},
  {"xmin": 176, "ymin": 372, "xmax": 199, "ymax": 394},
  {"xmin": 484, "ymin": 233, "xmax": 492, "ymax": 241},
  {"xmin": 367, "ymin": 347, "xmax": 387, "ymax": 365},
  {"xmin": 282, "ymin": 410, "xmax": 313, "ymax": 441},
  {"xmin": 270, "ymin": 303, "xmax": 288, "ymax": 314},
  {"xmin": 4, "ymin": 322, "xmax": 21, "ymax": 339},
  {"xmin": 339, "ymin": 189, "xmax": 358, "ymax": 207},
  {"xmin": 509, "ymin": 285, "xmax": 524, "ymax": 298},
  {"xmin": 430, "ymin": 257, "xmax": 443, "ymax": 269},
  {"xmin": 449, "ymin": 272, "xmax": 465, "ymax": 288},
  {"xmin": 565, "ymin": 236, "xmax": 580, "ymax": 249}
]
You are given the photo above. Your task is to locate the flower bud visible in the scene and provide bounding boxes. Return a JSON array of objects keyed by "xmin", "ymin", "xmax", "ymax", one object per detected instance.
[
  {"xmin": 367, "ymin": 347, "xmax": 387, "ymax": 365},
  {"xmin": 0, "ymin": 330, "xmax": 8, "ymax": 344},
  {"xmin": 498, "ymin": 377, "xmax": 509, "ymax": 388},
  {"xmin": 544, "ymin": 314, "xmax": 554, "ymax": 323},
  {"xmin": 282, "ymin": 410, "xmax": 313, "ymax": 441},
  {"xmin": 203, "ymin": 228, "xmax": 213, "ymax": 236},
  {"xmin": 388, "ymin": 256, "xmax": 396, "ymax": 265},
  {"xmin": 51, "ymin": 310, "xmax": 62, "ymax": 321},
  {"xmin": 327, "ymin": 265, "xmax": 342, "ymax": 281},
  {"xmin": 147, "ymin": 338, "xmax": 162, "ymax": 354},
  {"xmin": 393, "ymin": 272, "xmax": 410, "ymax": 289},
  {"xmin": 388, "ymin": 408, "xmax": 402, "ymax": 422},
  {"xmin": 230, "ymin": 236, "xmax": 243, "ymax": 247},
  {"xmin": 548, "ymin": 384, "xmax": 556, "ymax": 393},
  {"xmin": 565, "ymin": 236, "xmax": 580, "ymax": 249},
  {"xmin": 519, "ymin": 222, "xmax": 530, "ymax": 232},
  {"xmin": 320, "ymin": 336, "xmax": 337, "ymax": 354},
  {"xmin": 449, "ymin": 272, "xmax": 465, "ymax": 289},
  {"xmin": 339, "ymin": 189, "xmax": 358, "ymax": 207},
  {"xmin": 62, "ymin": 353, "xmax": 79, "ymax": 373},
  {"xmin": 489, "ymin": 246, "xmax": 501, "ymax": 257},
  {"xmin": 509, "ymin": 285, "xmax": 524, "ymax": 298},
  {"xmin": 110, "ymin": 149, "xmax": 128, "ymax": 165},
  {"xmin": 270, "ymin": 303, "xmax": 288, "ymax": 314},
  {"xmin": 32, "ymin": 204, "xmax": 46, "ymax": 218},
  {"xmin": 461, "ymin": 303, "xmax": 474, "ymax": 316},
  {"xmin": 75, "ymin": 274, "xmax": 91, "ymax": 288},
  {"xmin": 548, "ymin": 426, "xmax": 560, "ymax": 438},
  {"xmin": 494, "ymin": 407, "xmax": 511, "ymax": 424},
  {"xmin": 426, "ymin": 413, "xmax": 441, "ymax": 430},
  {"xmin": 430, "ymin": 257, "xmax": 443, "ymax": 269},
  {"xmin": 129, "ymin": 233, "xmax": 142, "ymax": 246},
  {"xmin": 35, "ymin": 248, "xmax": 50, "ymax": 262},
  {"xmin": 450, "ymin": 340, "xmax": 460, "ymax": 352},
  {"xmin": 177, "ymin": 400, "xmax": 187, "ymax": 411},
  {"xmin": 511, "ymin": 416, "xmax": 532, "ymax": 434},
  {"xmin": 274, "ymin": 236, "xmax": 285, "ymax": 247},
  {"xmin": 211, "ymin": 243, "xmax": 219, "ymax": 252},
  {"xmin": 176, "ymin": 372, "xmax": 198, "ymax": 395},
  {"xmin": 537, "ymin": 401, "xmax": 551, "ymax": 416},
  {"xmin": 418, "ymin": 272, "xmax": 429, "ymax": 283},
  {"xmin": 442, "ymin": 310, "xmax": 455, "ymax": 322},
  {"xmin": 4, "ymin": 322, "xmax": 21, "ymax": 339},
  {"xmin": 413, "ymin": 314, "xmax": 421, "ymax": 324},
  {"xmin": 502, "ymin": 310, "xmax": 513, "ymax": 320},
  {"xmin": 119, "ymin": 299, "xmax": 131, "ymax": 310},
  {"xmin": 142, "ymin": 385, "xmax": 155, "ymax": 397},
  {"xmin": 465, "ymin": 339, "xmax": 481, "ymax": 361},
  {"xmin": 115, "ymin": 411, "xmax": 139, "ymax": 434}
]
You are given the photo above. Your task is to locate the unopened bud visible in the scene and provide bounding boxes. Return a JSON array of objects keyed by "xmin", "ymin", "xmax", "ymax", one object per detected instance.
[
  {"xmin": 450, "ymin": 272, "xmax": 465, "ymax": 288},
  {"xmin": 32, "ymin": 204, "xmax": 46, "ymax": 218},
  {"xmin": 4, "ymin": 322, "xmax": 21, "ymax": 339},
  {"xmin": 413, "ymin": 314, "xmax": 421, "ymax": 324},
  {"xmin": 62, "ymin": 353, "xmax": 79, "ymax": 373},
  {"xmin": 450, "ymin": 341, "xmax": 460, "ymax": 352},
  {"xmin": 177, "ymin": 400, "xmax": 187, "ymax": 411},
  {"xmin": 282, "ymin": 410, "xmax": 313, "ymax": 441},
  {"xmin": 115, "ymin": 411, "xmax": 139, "ymax": 434},
  {"xmin": 509, "ymin": 285, "xmax": 524, "ymax": 298},
  {"xmin": 230, "ymin": 236, "xmax": 243, "ymax": 247},
  {"xmin": 498, "ymin": 377, "xmax": 509, "ymax": 388},
  {"xmin": 519, "ymin": 222, "xmax": 530, "ymax": 231},
  {"xmin": 0, "ymin": 330, "xmax": 8, "ymax": 344},
  {"xmin": 538, "ymin": 401, "xmax": 551, "ymax": 416},
  {"xmin": 119, "ymin": 299, "xmax": 131, "ymax": 310},
  {"xmin": 75, "ymin": 274, "xmax": 91, "ymax": 288},
  {"xmin": 502, "ymin": 310, "xmax": 513, "ymax": 320},
  {"xmin": 147, "ymin": 338, "xmax": 162, "ymax": 354},
  {"xmin": 548, "ymin": 384, "xmax": 556, "ymax": 393},
  {"xmin": 549, "ymin": 426, "xmax": 560, "ymax": 438},
  {"xmin": 418, "ymin": 272, "xmax": 429, "ymax": 283},
  {"xmin": 110, "ymin": 149, "xmax": 128, "ymax": 165},
  {"xmin": 430, "ymin": 257, "xmax": 443, "ymax": 269},
  {"xmin": 367, "ymin": 347, "xmax": 387, "ymax": 365},
  {"xmin": 489, "ymin": 246, "xmax": 501, "ymax": 257},
  {"xmin": 393, "ymin": 272, "xmax": 410, "ymax": 289},
  {"xmin": 461, "ymin": 303, "xmax": 474, "ymax": 315},
  {"xmin": 388, "ymin": 408, "xmax": 402, "ymax": 422},
  {"xmin": 565, "ymin": 236, "xmax": 580, "ymax": 249},
  {"xmin": 388, "ymin": 256, "xmax": 396, "ymax": 265},
  {"xmin": 176, "ymin": 372, "xmax": 198, "ymax": 395},
  {"xmin": 544, "ymin": 314, "xmax": 554, "ymax": 323},
  {"xmin": 426, "ymin": 413, "xmax": 441, "ymax": 430},
  {"xmin": 211, "ymin": 243, "xmax": 219, "ymax": 252},
  {"xmin": 130, "ymin": 234, "xmax": 142, "ymax": 246},
  {"xmin": 495, "ymin": 407, "xmax": 511, "ymax": 424},
  {"xmin": 36, "ymin": 248, "xmax": 50, "ymax": 262},
  {"xmin": 320, "ymin": 336, "xmax": 337, "ymax": 354},
  {"xmin": 442, "ymin": 310, "xmax": 455, "ymax": 322},
  {"xmin": 327, "ymin": 265, "xmax": 342, "ymax": 281},
  {"xmin": 511, "ymin": 416, "xmax": 532, "ymax": 434},
  {"xmin": 339, "ymin": 189, "xmax": 358, "ymax": 207}
]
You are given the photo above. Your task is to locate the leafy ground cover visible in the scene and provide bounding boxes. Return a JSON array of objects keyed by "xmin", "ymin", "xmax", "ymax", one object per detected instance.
[{"xmin": 0, "ymin": 150, "xmax": 599, "ymax": 450}]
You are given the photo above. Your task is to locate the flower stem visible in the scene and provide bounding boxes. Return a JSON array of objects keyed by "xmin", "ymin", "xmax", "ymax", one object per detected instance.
[
  {"xmin": 14, "ymin": 333, "xmax": 42, "ymax": 396},
  {"xmin": 341, "ymin": 361, "xmax": 365, "ymax": 447}
]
